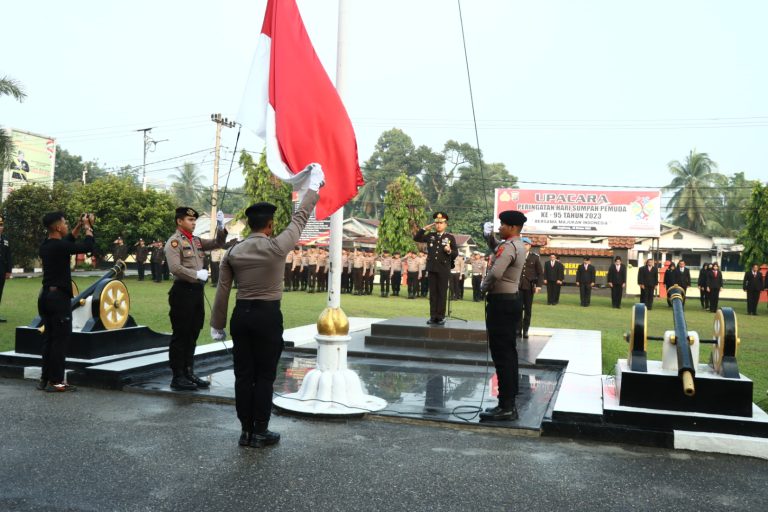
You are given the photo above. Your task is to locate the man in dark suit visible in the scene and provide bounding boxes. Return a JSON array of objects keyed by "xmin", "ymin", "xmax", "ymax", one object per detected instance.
[
  {"xmin": 672, "ymin": 260, "xmax": 692, "ymax": 307},
  {"xmin": 414, "ymin": 212, "xmax": 457, "ymax": 325},
  {"xmin": 606, "ymin": 256, "xmax": 626, "ymax": 308},
  {"xmin": 575, "ymin": 256, "xmax": 596, "ymax": 307},
  {"xmin": 707, "ymin": 262, "xmax": 724, "ymax": 312},
  {"xmin": 637, "ymin": 258, "xmax": 658, "ymax": 309},
  {"xmin": 543, "ymin": 253, "xmax": 564, "ymax": 305},
  {"xmin": 663, "ymin": 260, "xmax": 677, "ymax": 307},
  {"xmin": 518, "ymin": 237, "xmax": 543, "ymax": 338},
  {"xmin": 743, "ymin": 263, "xmax": 764, "ymax": 315}
]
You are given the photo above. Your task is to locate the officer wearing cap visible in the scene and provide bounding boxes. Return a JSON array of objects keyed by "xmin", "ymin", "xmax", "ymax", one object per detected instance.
[
  {"xmin": 414, "ymin": 212, "xmax": 458, "ymax": 325},
  {"xmin": 164, "ymin": 206, "xmax": 227, "ymax": 391},
  {"xmin": 210, "ymin": 165, "xmax": 324, "ymax": 448},
  {"xmin": 0, "ymin": 215, "xmax": 12, "ymax": 322},
  {"xmin": 519, "ymin": 236, "xmax": 543, "ymax": 339},
  {"xmin": 479, "ymin": 210, "xmax": 526, "ymax": 421}
]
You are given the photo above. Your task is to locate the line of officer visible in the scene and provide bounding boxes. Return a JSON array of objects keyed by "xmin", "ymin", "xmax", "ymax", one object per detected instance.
[
  {"xmin": 479, "ymin": 210, "xmax": 526, "ymax": 422},
  {"xmin": 164, "ymin": 207, "xmax": 227, "ymax": 391},
  {"xmin": 0, "ymin": 215, "xmax": 12, "ymax": 322},
  {"xmin": 210, "ymin": 165, "xmax": 323, "ymax": 448},
  {"xmin": 414, "ymin": 212, "xmax": 457, "ymax": 325}
]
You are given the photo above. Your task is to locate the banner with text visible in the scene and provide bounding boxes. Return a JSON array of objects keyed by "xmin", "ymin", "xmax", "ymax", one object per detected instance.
[
  {"xmin": 494, "ymin": 189, "xmax": 661, "ymax": 237},
  {"xmin": 2, "ymin": 128, "xmax": 56, "ymax": 200}
]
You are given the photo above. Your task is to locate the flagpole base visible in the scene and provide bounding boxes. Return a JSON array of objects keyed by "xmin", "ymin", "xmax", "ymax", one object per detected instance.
[{"xmin": 273, "ymin": 333, "xmax": 387, "ymax": 416}]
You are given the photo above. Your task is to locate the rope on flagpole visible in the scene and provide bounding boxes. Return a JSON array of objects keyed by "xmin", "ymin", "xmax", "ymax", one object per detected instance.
[
  {"xmin": 457, "ymin": 0, "xmax": 491, "ymax": 218},
  {"xmin": 218, "ymin": 123, "xmax": 242, "ymax": 212}
]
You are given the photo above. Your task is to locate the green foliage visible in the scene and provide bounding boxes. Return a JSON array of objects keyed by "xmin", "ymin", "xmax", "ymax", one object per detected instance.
[
  {"xmin": 239, "ymin": 150, "xmax": 292, "ymax": 234},
  {"xmin": 54, "ymin": 146, "xmax": 107, "ymax": 184},
  {"xmin": 169, "ymin": 162, "xmax": 204, "ymax": 211},
  {"xmin": 739, "ymin": 182, "xmax": 768, "ymax": 266},
  {"xmin": 3, "ymin": 183, "xmax": 72, "ymax": 268},
  {"xmin": 664, "ymin": 150, "xmax": 723, "ymax": 232},
  {"xmin": 0, "ymin": 76, "xmax": 27, "ymax": 168},
  {"xmin": 67, "ymin": 175, "xmax": 176, "ymax": 257},
  {"xmin": 376, "ymin": 174, "xmax": 426, "ymax": 254},
  {"xmin": 704, "ymin": 172, "xmax": 760, "ymax": 237}
]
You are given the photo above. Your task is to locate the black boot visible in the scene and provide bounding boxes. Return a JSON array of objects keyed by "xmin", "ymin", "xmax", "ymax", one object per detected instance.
[
  {"xmin": 239, "ymin": 431, "xmax": 252, "ymax": 447},
  {"xmin": 170, "ymin": 371, "xmax": 197, "ymax": 391},
  {"xmin": 185, "ymin": 366, "xmax": 210, "ymax": 388},
  {"xmin": 250, "ymin": 422, "xmax": 280, "ymax": 447},
  {"xmin": 479, "ymin": 405, "xmax": 518, "ymax": 421}
]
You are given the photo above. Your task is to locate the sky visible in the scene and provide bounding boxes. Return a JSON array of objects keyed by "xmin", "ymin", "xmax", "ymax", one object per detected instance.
[{"xmin": 2, "ymin": 0, "xmax": 767, "ymax": 209}]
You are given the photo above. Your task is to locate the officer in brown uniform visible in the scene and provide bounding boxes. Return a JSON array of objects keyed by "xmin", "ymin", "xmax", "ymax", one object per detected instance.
[
  {"xmin": 291, "ymin": 247, "xmax": 302, "ymax": 290},
  {"xmin": 519, "ymin": 237, "xmax": 543, "ymax": 339},
  {"xmin": 210, "ymin": 167, "xmax": 323, "ymax": 448},
  {"xmin": 164, "ymin": 207, "xmax": 227, "ymax": 391},
  {"xmin": 390, "ymin": 252, "xmax": 402, "ymax": 296},
  {"xmin": 480, "ymin": 211, "xmax": 526, "ymax": 421},
  {"xmin": 284, "ymin": 250, "xmax": 294, "ymax": 291},
  {"xmin": 379, "ymin": 250, "xmax": 392, "ymax": 297},
  {"xmin": 341, "ymin": 250, "xmax": 350, "ymax": 293},
  {"xmin": 418, "ymin": 251, "xmax": 428, "ymax": 297},
  {"xmin": 364, "ymin": 250, "xmax": 376, "ymax": 295},
  {"xmin": 306, "ymin": 248, "xmax": 318, "ymax": 293},
  {"xmin": 352, "ymin": 249, "xmax": 365, "ymax": 295},
  {"xmin": 317, "ymin": 249, "xmax": 328, "ymax": 292},
  {"xmin": 471, "ymin": 253, "xmax": 486, "ymax": 302}
]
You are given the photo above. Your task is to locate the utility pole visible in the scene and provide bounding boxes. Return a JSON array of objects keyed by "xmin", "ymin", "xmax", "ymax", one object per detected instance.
[
  {"xmin": 210, "ymin": 113, "xmax": 235, "ymax": 226},
  {"xmin": 136, "ymin": 127, "xmax": 153, "ymax": 191},
  {"xmin": 82, "ymin": 163, "xmax": 88, "ymax": 184}
]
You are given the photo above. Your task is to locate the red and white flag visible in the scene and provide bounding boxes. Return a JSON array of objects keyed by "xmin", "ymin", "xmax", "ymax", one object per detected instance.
[{"xmin": 239, "ymin": 0, "xmax": 363, "ymax": 220}]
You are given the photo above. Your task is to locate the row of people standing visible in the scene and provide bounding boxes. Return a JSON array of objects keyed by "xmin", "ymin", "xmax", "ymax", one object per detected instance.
[{"xmin": 284, "ymin": 247, "xmax": 330, "ymax": 293}]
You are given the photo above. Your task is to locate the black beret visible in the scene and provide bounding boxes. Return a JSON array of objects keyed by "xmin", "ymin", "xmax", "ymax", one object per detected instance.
[
  {"xmin": 498, "ymin": 210, "xmax": 527, "ymax": 226},
  {"xmin": 175, "ymin": 207, "xmax": 199, "ymax": 219},
  {"xmin": 433, "ymin": 211, "xmax": 449, "ymax": 221},
  {"xmin": 245, "ymin": 202, "xmax": 277, "ymax": 218}
]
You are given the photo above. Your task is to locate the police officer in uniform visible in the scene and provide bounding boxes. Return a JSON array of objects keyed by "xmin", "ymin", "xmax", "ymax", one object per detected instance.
[
  {"xmin": 379, "ymin": 250, "xmax": 392, "ymax": 297},
  {"xmin": 210, "ymin": 166, "xmax": 323, "ymax": 448},
  {"xmin": 0, "ymin": 215, "xmax": 12, "ymax": 322},
  {"xmin": 164, "ymin": 207, "xmax": 227, "ymax": 391},
  {"xmin": 414, "ymin": 212, "xmax": 457, "ymax": 325},
  {"xmin": 479, "ymin": 211, "xmax": 526, "ymax": 421},
  {"xmin": 133, "ymin": 239, "xmax": 149, "ymax": 281},
  {"xmin": 518, "ymin": 237, "xmax": 543, "ymax": 339}
]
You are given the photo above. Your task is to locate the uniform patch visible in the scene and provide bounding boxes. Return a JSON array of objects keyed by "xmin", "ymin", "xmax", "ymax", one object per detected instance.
[
  {"xmin": 171, "ymin": 240, "xmax": 179, "ymax": 248},
  {"xmin": 495, "ymin": 246, "xmax": 505, "ymax": 258},
  {"xmin": 194, "ymin": 238, "xmax": 202, "ymax": 249}
]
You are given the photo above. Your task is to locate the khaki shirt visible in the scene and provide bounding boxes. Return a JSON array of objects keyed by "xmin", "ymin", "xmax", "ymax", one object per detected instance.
[
  {"xmin": 353, "ymin": 254, "xmax": 364, "ymax": 269},
  {"xmin": 285, "ymin": 252, "xmax": 293, "ymax": 265},
  {"xmin": 471, "ymin": 258, "xmax": 486, "ymax": 275},
  {"xmin": 342, "ymin": 254, "xmax": 349, "ymax": 271},
  {"xmin": 391, "ymin": 258, "xmax": 402, "ymax": 272},
  {"xmin": 418, "ymin": 255, "xmax": 427, "ymax": 272},
  {"xmin": 317, "ymin": 253, "xmax": 327, "ymax": 270},
  {"xmin": 164, "ymin": 228, "xmax": 226, "ymax": 284},
  {"xmin": 211, "ymin": 190, "xmax": 319, "ymax": 329},
  {"xmin": 379, "ymin": 256, "xmax": 392, "ymax": 271},
  {"xmin": 452, "ymin": 256, "xmax": 464, "ymax": 274},
  {"xmin": 405, "ymin": 256, "xmax": 420, "ymax": 277},
  {"xmin": 481, "ymin": 234, "xmax": 524, "ymax": 294}
]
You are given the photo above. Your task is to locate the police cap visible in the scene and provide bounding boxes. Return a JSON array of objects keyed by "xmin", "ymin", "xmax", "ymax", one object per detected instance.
[
  {"xmin": 498, "ymin": 210, "xmax": 527, "ymax": 226},
  {"xmin": 245, "ymin": 202, "xmax": 277, "ymax": 218},
  {"xmin": 433, "ymin": 211, "xmax": 449, "ymax": 221},
  {"xmin": 175, "ymin": 207, "xmax": 199, "ymax": 220}
]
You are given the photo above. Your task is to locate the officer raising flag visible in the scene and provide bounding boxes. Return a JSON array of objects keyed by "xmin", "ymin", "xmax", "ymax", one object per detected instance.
[{"xmin": 164, "ymin": 207, "xmax": 227, "ymax": 391}]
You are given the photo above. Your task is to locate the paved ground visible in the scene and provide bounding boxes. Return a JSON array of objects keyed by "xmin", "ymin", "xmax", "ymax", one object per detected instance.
[{"xmin": 1, "ymin": 378, "xmax": 766, "ymax": 512}]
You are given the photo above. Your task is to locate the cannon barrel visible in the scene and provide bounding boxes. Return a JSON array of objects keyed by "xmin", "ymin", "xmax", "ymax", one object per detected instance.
[
  {"xmin": 668, "ymin": 285, "xmax": 695, "ymax": 396},
  {"xmin": 71, "ymin": 261, "xmax": 126, "ymax": 311}
]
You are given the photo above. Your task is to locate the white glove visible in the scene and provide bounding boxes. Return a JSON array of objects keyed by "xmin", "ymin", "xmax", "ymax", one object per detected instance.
[
  {"xmin": 196, "ymin": 269, "xmax": 209, "ymax": 282},
  {"xmin": 216, "ymin": 210, "xmax": 225, "ymax": 229},
  {"xmin": 210, "ymin": 327, "xmax": 227, "ymax": 341},
  {"xmin": 483, "ymin": 222, "xmax": 493, "ymax": 236},
  {"xmin": 309, "ymin": 165, "xmax": 325, "ymax": 191}
]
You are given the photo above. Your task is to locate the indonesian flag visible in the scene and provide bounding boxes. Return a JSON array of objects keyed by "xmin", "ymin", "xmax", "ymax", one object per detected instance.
[{"xmin": 238, "ymin": 0, "xmax": 364, "ymax": 220}]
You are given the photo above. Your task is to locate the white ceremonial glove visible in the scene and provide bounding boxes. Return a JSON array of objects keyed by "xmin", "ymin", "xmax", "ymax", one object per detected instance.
[
  {"xmin": 216, "ymin": 210, "xmax": 225, "ymax": 229},
  {"xmin": 309, "ymin": 165, "xmax": 325, "ymax": 192},
  {"xmin": 196, "ymin": 269, "xmax": 209, "ymax": 282},
  {"xmin": 211, "ymin": 327, "xmax": 227, "ymax": 341},
  {"xmin": 483, "ymin": 222, "xmax": 493, "ymax": 236}
]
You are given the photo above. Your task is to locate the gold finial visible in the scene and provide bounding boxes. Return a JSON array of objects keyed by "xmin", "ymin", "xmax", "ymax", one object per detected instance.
[{"xmin": 317, "ymin": 307, "xmax": 350, "ymax": 336}]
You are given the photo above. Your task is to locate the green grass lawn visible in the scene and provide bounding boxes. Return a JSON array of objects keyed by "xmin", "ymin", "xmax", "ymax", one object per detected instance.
[{"xmin": 2, "ymin": 276, "xmax": 766, "ymax": 405}]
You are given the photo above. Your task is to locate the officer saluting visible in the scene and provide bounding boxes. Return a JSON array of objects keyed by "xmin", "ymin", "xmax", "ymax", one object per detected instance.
[
  {"xmin": 414, "ymin": 212, "xmax": 457, "ymax": 325},
  {"xmin": 165, "ymin": 207, "xmax": 227, "ymax": 391},
  {"xmin": 479, "ymin": 210, "xmax": 526, "ymax": 421},
  {"xmin": 210, "ymin": 165, "xmax": 324, "ymax": 448}
]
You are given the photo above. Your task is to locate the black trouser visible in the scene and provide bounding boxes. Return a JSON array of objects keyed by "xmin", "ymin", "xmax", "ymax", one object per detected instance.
[
  {"xmin": 318, "ymin": 269, "xmax": 326, "ymax": 291},
  {"xmin": 380, "ymin": 270, "xmax": 390, "ymax": 295},
  {"xmin": 747, "ymin": 290, "xmax": 761, "ymax": 314},
  {"xmin": 284, "ymin": 263, "xmax": 292, "ymax": 290},
  {"xmin": 38, "ymin": 288, "xmax": 71, "ymax": 384},
  {"xmin": 546, "ymin": 282, "xmax": 561, "ymax": 304},
  {"xmin": 352, "ymin": 268, "xmax": 364, "ymax": 294},
  {"xmin": 709, "ymin": 288, "xmax": 721, "ymax": 312},
  {"xmin": 640, "ymin": 287, "xmax": 654, "ymax": 310},
  {"xmin": 579, "ymin": 283, "xmax": 592, "ymax": 306},
  {"xmin": 230, "ymin": 299, "xmax": 283, "ymax": 432},
  {"xmin": 391, "ymin": 271, "xmax": 401, "ymax": 295},
  {"xmin": 341, "ymin": 270, "xmax": 350, "ymax": 293},
  {"xmin": 307, "ymin": 265, "xmax": 317, "ymax": 291},
  {"xmin": 472, "ymin": 275, "xmax": 482, "ymax": 301},
  {"xmin": 420, "ymin": 274, "xmax": 429, "ymax": 297},
  {"xmin": 699, "ymin": 287, "xmax": 709, "ymax": 309},
  {"xmin": 610, "ymin": 284, "xmax": 623, "ymax": 308},
  {"xmin": 486, "ymin": 293, "xmax": 522, "ymax": 409},
  {"xmin": 0, "ymin": 274, "xmax": 5, "ymax": 304},
  {"xmin": 162, "ymin": 261, "xmax": 170, "ymax": 280},
  {"xmin": 136, "ymin": 262, "xmax": 146, "ymax": 281},
  {"xmin": 520, "ymin": 288, "xmax": 534, "ymax": 334},
  {"xmin": 301, "ymin": 268, "xmax": 308, "ymax": 290},
  {"xmin": 407, "ymin": 271, "xmax": 419, "ymax": 298},
  {"xmin": 460, "ymin": 277, "xmax": 466, "ymax": 299},
  {"xmin": 152, "ymin": 262, "xmax": 163, "ymax": 282},
  {"xmin": 365, "ymin": 272, "xmax": 374, "ymax": 294},
  {"xmin": 211, "ymin": 261, "xmax": 220, "ymax": 285},
  {"xmin": 168, "ymin": 282, "xmax": 204, "ymax": 374},
  {"xmin": 292, "ymin": 268, "xmax": 302, "ymax": 290},
  {"xmin": 450, "ymin": 273, "xmax": 461, "ymax": 299},
  {"xmin": 428, "ymin": 271, "xmax": 449, "ymax": 320}
]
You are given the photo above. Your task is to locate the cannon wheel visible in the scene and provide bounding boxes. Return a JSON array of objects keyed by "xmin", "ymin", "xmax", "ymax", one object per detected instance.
[
  {"xmin": 627, "ymin": 303, "xmax": 648, "ymax": 371},
  {"xmin": 712, "ymin": 307, "xmax": 738, "ymax": 374},
  {"xmin": 91, "ymin": 279, "xmax": 131, "ymax": 330}
]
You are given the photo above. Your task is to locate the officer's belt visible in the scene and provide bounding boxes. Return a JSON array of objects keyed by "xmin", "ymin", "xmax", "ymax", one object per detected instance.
[
  {"xmin": 486, "ymin": 292, "xmax": 519, "ymax": 301},
  {"xmin": 172, "ymin": 280, "xmax": 203, "ymax": 290},
  {"xmin": 236, "ymin": 298, "xmax": 280, "ymax": 307}
]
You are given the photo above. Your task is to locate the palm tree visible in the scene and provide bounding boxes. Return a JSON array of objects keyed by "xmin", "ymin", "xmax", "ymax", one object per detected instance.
[
  {"xmin": 0, "ymin": 76, "xmax": 27, "ymax": 167},
  {"xmin": 170, "ymin": 162, "xmax": 204, "ymax": 210},
  {"xmin": 663, "ymin": 150, "xmax": 722, "ymax": 232}
]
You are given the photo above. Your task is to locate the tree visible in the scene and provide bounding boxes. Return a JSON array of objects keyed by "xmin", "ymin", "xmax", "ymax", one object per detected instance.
[
  {"xmin": 3, "ymin": 183, "xmax": 72, "ymax": 268},
  {"xmin": 0, "ymin": 76, "xmax": 27, "ymax": 168},
  {"xmin": 54, "ymin": 146, "xmax": 107, "ymax": 184},
  {"xmin": 704, "ymin": 172, "xmax": 759, "ymax": 237},
  {"xmin": 169, "ymin": 162, "xmax": 204, "ymax": 211},
  {"xmin": 739, "ymin": 182, "xmax": 768, "ymax": 267},
  {"xmin": 663, "ymin": 150, "xmax": 723, "ymax": 232},
  {"xmin": 67, "ymin": 175, "xmax": 176, "ymax": 258},
  {"xmin": 376, "ymin": 174, "xmax": 427, "ymax": 255},
  {"xmin": 240, "ymin": 150, "xmax": 292, "ymax": 234}
]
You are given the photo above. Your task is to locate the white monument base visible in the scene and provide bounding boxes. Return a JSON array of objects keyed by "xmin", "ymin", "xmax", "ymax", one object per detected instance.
[{"xmin": 273, "ymin": 334, "xmax": 386, "ymax": 415}]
